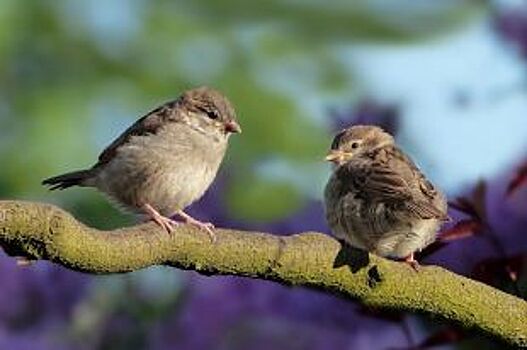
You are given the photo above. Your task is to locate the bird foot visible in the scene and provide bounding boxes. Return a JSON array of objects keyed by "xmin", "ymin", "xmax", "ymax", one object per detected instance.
[
  {"xmin": 176, "ymin": 210, "xmax": 216, "ymax": 243},
  {"xmin": 404, "ymin": 254, "xmax": 420, "ymax": 272},
  {"xmin": 142, "ymin": 204, "xmax": 178, "ymax": 234}
]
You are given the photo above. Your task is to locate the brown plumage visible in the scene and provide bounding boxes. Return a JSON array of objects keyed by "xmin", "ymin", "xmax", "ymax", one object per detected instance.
[
  {"xmin": 324, "ymin": 125, "xmax": 448, "ymax": 268},
  {"xmin": 43, "ymin": 86, "xmax": 241, "ymax": 239}
]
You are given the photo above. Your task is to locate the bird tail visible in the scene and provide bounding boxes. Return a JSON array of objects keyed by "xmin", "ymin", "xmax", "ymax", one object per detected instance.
[{"xmin": 42, "ymin": 169, "xmax": 95, "ymax": 190}]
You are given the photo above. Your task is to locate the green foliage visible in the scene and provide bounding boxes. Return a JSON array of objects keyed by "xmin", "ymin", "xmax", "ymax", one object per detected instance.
[
  {"xmin": 228, "ymin": 177, "xmax": 302, "ymax": 221},
  {"xmin": 0, "ymin": 0, "xmax": 484, "ymax": 224}
]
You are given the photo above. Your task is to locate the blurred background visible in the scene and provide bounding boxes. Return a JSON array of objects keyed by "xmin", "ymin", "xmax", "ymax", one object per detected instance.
[{"xmin": 1, "ymin": 0, "xmax": 526, "ymax": 349}]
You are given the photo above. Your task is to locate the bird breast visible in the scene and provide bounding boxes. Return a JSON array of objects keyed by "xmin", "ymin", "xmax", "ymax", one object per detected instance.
[
  {"xmin": 324, "ymin": 168, "xmax": 442, "ymax": 258},
  {"xmin": 95, "ymin": 123, "xmax": 227, "ymax": 216}
]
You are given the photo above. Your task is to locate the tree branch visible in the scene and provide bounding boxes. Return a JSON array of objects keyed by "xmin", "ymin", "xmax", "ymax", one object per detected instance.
[{"xmin": 0, "ymin": 200, "xmax": 526, "ymax": 346}]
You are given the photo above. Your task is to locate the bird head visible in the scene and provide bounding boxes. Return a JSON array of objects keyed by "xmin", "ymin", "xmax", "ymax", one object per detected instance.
[
  {"xmin": 325, "ymin": 125, "xmax": 394, "ymax": 165},
  {"xmin": 179, "ymin": 86, "xmax": 241, "ymax": 139}
]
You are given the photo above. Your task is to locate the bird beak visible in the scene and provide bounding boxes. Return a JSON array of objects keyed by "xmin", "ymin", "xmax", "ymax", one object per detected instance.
[
  {"xmin": 325, "ymin": 150, "xmax": 347, "ymax": 163},
  {"xmin": 225, "ymin": 120, "xmax": 242, "ymax": 134}
]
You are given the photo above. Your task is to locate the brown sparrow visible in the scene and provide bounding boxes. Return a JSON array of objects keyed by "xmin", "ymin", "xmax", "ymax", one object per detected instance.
[
  {"xmin": 324, "ymin": 125, "xmax": 448, "ymax": 268},
  {"xmin": 43, "ymin": 86, "xmax": 241, "ymax": 240}
]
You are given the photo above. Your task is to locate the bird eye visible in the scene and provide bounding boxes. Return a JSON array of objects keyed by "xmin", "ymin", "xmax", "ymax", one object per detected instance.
[
  {"xmin": 206, "ymin": 110, "xmax": 219, "ymax": 120},
  {"xmin": 198, "ymin": 106, "xmax": 219, "ymax": 120},
  {"xmin": 351, "ymin": 142, "xmax": 360, "ymax": 149}
]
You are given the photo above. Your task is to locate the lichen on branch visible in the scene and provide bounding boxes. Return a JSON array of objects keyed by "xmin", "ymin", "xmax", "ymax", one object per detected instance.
[{"xmin": 0, "ymin": 200, "xmax": 526, "ymax": 347}]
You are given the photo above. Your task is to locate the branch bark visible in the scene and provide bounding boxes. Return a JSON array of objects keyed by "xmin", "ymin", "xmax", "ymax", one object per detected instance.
[{"xmin": 0, "ymin": 200, "xmax": 526, "ymax": 347}]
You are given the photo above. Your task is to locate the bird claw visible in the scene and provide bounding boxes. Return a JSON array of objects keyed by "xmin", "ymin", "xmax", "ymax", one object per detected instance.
[
  {"xmin": 176, "ymin": 210, "xmax": 217, "ymax": 243},
  {"xmin": 143, "ymin": 203, "xmax": 178, "ymax": 234},
  {"xmin": 404, "ymin": 254, "xmax": 420, "ymax": 272},
  {"xmin": 186, "ymin": 218, "xmax": 217, "ymax": 243},
  {"xmin": 143, "ymin": 205, "xmax": 217, "ymax": 241},
  {"xmin": 195, "ymin": 222, "xmax": 216, "ymax": 243},
  {"xmin": 152, "ymin": 215, "xmax": 178, "ymax": 234}
]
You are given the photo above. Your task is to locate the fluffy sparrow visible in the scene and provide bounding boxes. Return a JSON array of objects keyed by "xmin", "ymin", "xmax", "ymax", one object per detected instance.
[
  {"xmin": 43, "ymin": 86, "xmax": 241, "ymax": 240},
  {"xmin": 324, "ymin": 125, "xmax": 448, "ymax": 268}
]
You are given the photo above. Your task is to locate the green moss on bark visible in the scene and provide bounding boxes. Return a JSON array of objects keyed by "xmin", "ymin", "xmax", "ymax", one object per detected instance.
[{"xmin": 0, "ymin": 200, "xmax": 526, "ymax": 347}]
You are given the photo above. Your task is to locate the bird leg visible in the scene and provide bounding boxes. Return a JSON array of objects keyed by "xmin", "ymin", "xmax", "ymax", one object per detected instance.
[
  {"xmin": 142, "ymin": 203, "xmax": 178, "ymax": 234},
  {"xmin": 175, "ymin": 210, "xmax": 216, "ymax": 242},
  {"xmin": 404, "ymin": 253, "xmax": 420, "ymax": 271}
]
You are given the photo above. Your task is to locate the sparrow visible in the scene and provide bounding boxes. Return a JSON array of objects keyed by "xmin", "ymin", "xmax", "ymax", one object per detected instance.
[
  {"xmin": 42, "ymin": 86, "xmax": 241, "ymax": 240},
  {"xmin": 323, "ymin": 125, "xmax": 448, "ymax": 269}
]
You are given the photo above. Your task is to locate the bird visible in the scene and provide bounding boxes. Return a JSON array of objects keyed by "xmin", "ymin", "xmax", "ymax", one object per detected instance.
[
  {"xmin": 323, "ymin": 125, "xmax": 448, "ymax": 269},
  {"xmin": 42, "ymin": 86, "xmax": 241, "ymax": 241}
]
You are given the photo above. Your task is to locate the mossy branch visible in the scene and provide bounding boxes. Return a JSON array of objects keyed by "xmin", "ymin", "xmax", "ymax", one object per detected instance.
[{"xmin": 0, "ymin": 200, "xmax": 526, "ymax": 347}]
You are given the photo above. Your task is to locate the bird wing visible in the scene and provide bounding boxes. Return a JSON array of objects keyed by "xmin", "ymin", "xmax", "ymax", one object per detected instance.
[
  {"xmin": 94, "ymin": 101, "xmax": 177, "ymax": 167},
  {"xmin": 343, "ymin": 152, "xmax": 447, "ymax": 221}
]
